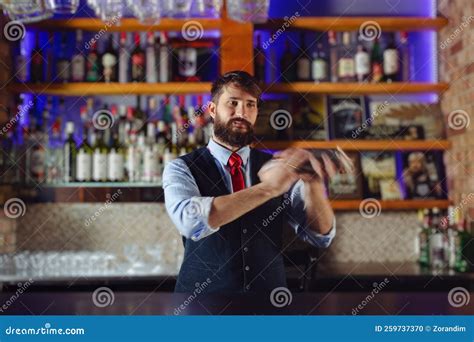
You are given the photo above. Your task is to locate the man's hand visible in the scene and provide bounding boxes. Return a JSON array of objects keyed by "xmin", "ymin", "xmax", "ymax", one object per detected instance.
[{"xmin": 257, "ymin": 158, "xmax": 301, "ymax": 197}]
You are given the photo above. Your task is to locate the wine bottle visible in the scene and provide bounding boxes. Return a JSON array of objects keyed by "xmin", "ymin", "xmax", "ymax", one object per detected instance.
[
  {"xmin": 383, "ymin": 33, "xmax": 400, "ymax": 83},
  {"xmin": 63, "ymin": 122, "xmax": 77, "ymax": 183},
  {"xmin": 400, "ymin": 31, "xmax": 412, "ymax": 82},
  {"xmin": 328, "ymin": 31, "xmax": 339, "ymax": 82},
  {"xmin": 85, "ymin": 40, "xmax": 101, "ymax": 82},
  {"xmin": 92, "ymin": 130, "xmax": 108, "ymax": 182},
  {"xmin": 337, "ymin": 32, "xmax": 355, "ymax": 82},
  {"xmin": 142, "ymin": 122, "xmax": 159, "ymax": 182},
  {"xmin": 146, "ymin": 31, "xmax": 158, "ymax": 83},
  {"xmin": 30, "ymin": 32, "xmax": 44, "ymax": 83},
  {"xmin": 370, "ymin": 38, "xmax": 383, "ymax": 83},
  {"xmin": 107, "ymin": 132, "xmax": 125, "ymax": 182},
  {"xmin": 280, "ymin": 38, "xmax": 296, "ymax": 82},
  {"xmin": 355, "ymin": 43, "xmax": 370, "ymax": 82},
  {"xmin": 118, "ymin": 32, "xmax": 129, "ymax": 83},
  {"xmin": 102, "ymin": 34, "xmax": 118, "ymax": 83},
  {"xmin": 296, "ymin": 33, "xmax": 311, "ymax": 81},
  {"xmin": 254, "ymin": 33, "xmax": 266, "ymax": 83},
  {"xmin": 131, "ymin": 32, "xmax": 146, "ymax": 82},
  {"xmin": 13, "ymin": 39, "xmax": 28, "ymax": 82},
  {"xmin": 159, "ymin": 32, "xmax": 171, "ymax": 83},
  {"xmin": 56, "ymin": 32, "xmax": 71, "ymax": 83},
  {"xmin": 76, "ymin": 129, "xmax": 93, "ymax": 182},
  {"xmin": 71, "ymin": 30, "xmax": 86, "ymax": 82},
  {"xmin": 311, "ymin": 42, "xmax": 329, "ymax": 82}
]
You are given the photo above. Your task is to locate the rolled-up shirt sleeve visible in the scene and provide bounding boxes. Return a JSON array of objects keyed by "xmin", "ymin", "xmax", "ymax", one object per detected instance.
[
  {"xmin": 286, "ymin": 180, "xmax": 336, "ymax": 248},
  {"xmin": 162, "ymin": 158, "xmax": 220, "ymax": 241}
]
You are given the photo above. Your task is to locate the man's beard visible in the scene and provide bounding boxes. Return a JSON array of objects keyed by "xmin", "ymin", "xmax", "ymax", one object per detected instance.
[{"xmin": 213, "ymin": 115, "xmax": 255, "ymax": 148}]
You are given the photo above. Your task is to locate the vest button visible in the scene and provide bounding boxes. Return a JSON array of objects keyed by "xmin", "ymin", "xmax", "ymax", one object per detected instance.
[
  {"xmin": 245, "ymin": 266, "xmax": 250, "ymax": 271},
  {"xmin": 242, "ymin": 229, "xmax": 247, "ymax": 234},
  {"xmin": 243, "ymin": 247, "xmax": 248, "ymax": 252}
]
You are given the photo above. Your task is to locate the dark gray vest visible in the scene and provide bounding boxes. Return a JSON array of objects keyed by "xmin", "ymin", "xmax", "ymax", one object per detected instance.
[{"xmin": 174, "ymin": 147, "xmax": 287, "ymax": 294}]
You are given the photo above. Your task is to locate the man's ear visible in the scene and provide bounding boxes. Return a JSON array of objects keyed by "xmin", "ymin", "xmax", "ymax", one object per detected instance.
[{"xmin": 208, "ymin": 101, "xmax": 217, "ymax": 121}]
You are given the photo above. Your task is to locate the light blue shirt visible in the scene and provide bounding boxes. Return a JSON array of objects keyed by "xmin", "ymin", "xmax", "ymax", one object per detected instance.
[{"xmin": 162, "ymin": 138, "xmax": 335, "ymax": 247}]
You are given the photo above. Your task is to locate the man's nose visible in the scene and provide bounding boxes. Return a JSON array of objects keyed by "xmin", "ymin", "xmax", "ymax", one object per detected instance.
[{"xmin": 234, "ymin": 103, "xmax": 248, "ymax": 118}]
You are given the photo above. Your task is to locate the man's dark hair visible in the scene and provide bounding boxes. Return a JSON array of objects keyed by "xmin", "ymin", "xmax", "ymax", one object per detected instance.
[{"xmin": 210, "ymin": 70, "xmax": 262, "ymax": 106}]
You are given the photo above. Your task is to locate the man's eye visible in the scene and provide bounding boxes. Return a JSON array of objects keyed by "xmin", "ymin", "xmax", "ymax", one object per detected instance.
[
  {"xmin": 247, "ymin": 103, "xmax": 256, "ymax": 108},
  {"xmin": 229, "ymin": 100, "xmax": 238, "ymax": 106}
]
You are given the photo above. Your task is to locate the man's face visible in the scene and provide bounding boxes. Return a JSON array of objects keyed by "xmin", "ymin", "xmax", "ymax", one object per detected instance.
[{"xmin": 209, "ymin": 83, "xmax": 258, "ymax": 148}]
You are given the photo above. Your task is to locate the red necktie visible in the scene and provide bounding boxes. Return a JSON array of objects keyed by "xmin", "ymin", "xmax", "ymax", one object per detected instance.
[{"xmin": 228, "ymin": 152, "xmax": 245, "ymax": 192}]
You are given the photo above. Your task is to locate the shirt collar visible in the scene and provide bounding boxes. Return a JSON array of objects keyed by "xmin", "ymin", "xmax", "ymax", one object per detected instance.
[{"xmin": 207, "ymin": 138, "xmax": 250, "ymax": 167}]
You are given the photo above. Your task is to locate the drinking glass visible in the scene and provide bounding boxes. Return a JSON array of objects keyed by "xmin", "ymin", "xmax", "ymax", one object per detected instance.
[
  {"xmin": 2, "ymin": 0, "xmax": 53, "ymax": 23},
  {"xmin": 226, "ymin": 0, "xmax": 269, "ymax": 23},
  {"xmin": 47, "ymin": 0, "xmax": 79, "ymax": 14},
  {"xmin": 190, "ymin": 0, "xmax": 222, "ymax": 18}
]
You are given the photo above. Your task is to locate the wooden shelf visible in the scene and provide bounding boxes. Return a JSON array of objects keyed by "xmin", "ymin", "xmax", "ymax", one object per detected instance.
[
  {"xmin": 263, "ymin": 82, "xmax": 449, "ymax": 94},
  {"xmin": 255, "ymin": 140, "xmax": 451, "ymax": 151},
  {"xmin": 256, "ymin": 16, "xmax": 448, "ymax": 31},
  {"xmin": 30, "ymin": 18, "xmax": 222, "ymax": 31},
  {"xmin": 330, "ymin": 199, "xmax": 450, "ymax": 211},
  {"xmin": 8, "ymin": 82, "xmax": 213, "ymax": 96}
]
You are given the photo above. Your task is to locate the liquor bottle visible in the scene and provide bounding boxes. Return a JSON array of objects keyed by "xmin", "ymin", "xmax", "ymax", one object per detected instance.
[
  {"xmin": 429, "ymin": 207, "xmax": 446, "ymax": 269},
  {"xmin": 13, "ymin": 40, "xmax": 28, "ymax": 82},
  {"xmin": 370, "ymin": 38, "xmax": 383, "ymax": 83},
  {"xmin": 118, "ymin": 104, "xmax": 128, "ymax": 145},
  {"xmin": 76, "ymin": 128, "xmax": 93, "ymax": 182},
  {"xmin": 85, "ymin": 41, "xmax": 101, "ymax": 82},
  {"xmin": 163, "ymin": 122, "xmax": 179, "ymax": 167},
  {"xmin": 355, "ymin": 43, "xmax": 370, "ymax": 82},
  {"xmin": 383, "ymin": 33, "xmax": 400, "ymax": 83},
  {"xmin": 417, "ymin": 209, "xmax": 431, "ymax": 267},
  {"xmin": 102, "ymin": 34, "xmax": 118, "ymax": 83},
  {"xmin": 146, "ymin": 31, "xmax": 158, "ymax": 83},
  {"xmin": 63, "ymin": 122, "xmax": 77, "ymax": 183},
  {"xmin": 337, "ymin": 32, "xmax": 355, "ymax": 82},
  {"xmin": 29, "ymin": 102, "xmax": 48, "ymax": 183},
  {"xmin": 126, "ymin": 131, "xmax": 139, "ymax": 182},
  {"xmin": 142, "ymin": 122, "xmax": 159, "ymax": 182},
  {"xmin": 399, "ymin": 31, "xmax": 412, "ymax": 82},
  {"xmin": 177, "ymin": 44, "xmax": 198, "ymax": 80},
  {"xmin": 30, "ymin": 32, "xmax": 44, "ymax": 83},
  {"xmin": 118, "ymin": 32, "xmax": 129, "ymax": 83},
  {"xmin": 311, "ymin": 42, "xmax": 329, "ymax": 82},
  {"xmin": 134, "ymin": 96, "xmax": 146, "ymax": 133},
  {"xmin": 453, "ymin": 209, "xmax": 470, "ymax": 272},
  {"xmin": 71, "ymin": 30, "xmax": 86, "ymax": 82},
  {"xmin": 156, "ymin": 120, "xmax": 168, "ymax": 173},
  {"xmin": 56, "ymin": 32, "xmax": 71, "ymax": 83},
  {"xmin": 327, "ymin": 31, "xmax": 338, "ymax": 82},
  {"xmin": 131, "ymin": 32, "xmax": 146, "ymax": 82},
  {"xmin": 159, "ymin": 32, "xmax": 171, "ymax": 83},
  {"xmin": 92, "ymin": 130, "xmax": 108, "ymax": 182},
  {"xmin": 445, "ymin": 206, "xmax": 457, "ymax": 270},
  {"xmin": 254, "ymin": 33, "xmax": 266, "ymax": 83},
  {"xmin": 46, "ymin": 119, "xmax": 63, "ymax": 184},
  {"xmin": 296, "ymin": 33, "xmax": 311, "ymax": 81},
  {"xmin": 280, "ymin": 38, "xmax": 296, "ymax": 82},
  {"xmin": 108, "ymin": 132, "xmax": 125, "ymax": 182}
]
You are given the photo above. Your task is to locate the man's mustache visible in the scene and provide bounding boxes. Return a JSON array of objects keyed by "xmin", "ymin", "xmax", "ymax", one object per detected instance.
[{"xmin": 228, "ymin": 118, "xmax": 252, "ymax": 127}]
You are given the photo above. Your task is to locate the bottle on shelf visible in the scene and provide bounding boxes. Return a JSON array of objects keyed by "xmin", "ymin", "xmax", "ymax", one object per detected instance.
[
  {"xmin": 429, "ymin": 207, "xmax": 447, "ymax": 270},
  {"xmin": 370, "ymin": 38, "xmax": 383, "ymax": 83},
  {"xmin": 92, "ymin": 130, "xmax": 108, "ymax": 182},
  {"xmin": 76, "ymin": 127, "xmax": 93, "ymax": 182},
  {"xmin": 400, "ymin": 31, "xmax": 413, "ymax": 82},
  {"xmin": 417, "ymin": 209, "xmax": 431, "ymax": 267},
  {"xmin": 107, "ymin": 132, "xmax": 125, "ymax": 182},
  {"xmin": 13, "ymin": 39, "xmax": 28, "ymax": 82},
  {"xmin": 85, "ymin": 40, "xmax": 101, "ymax": 82},
  {"xmin": 28, "ymin": 100, "xmax": 48, "ymax": 183},
  {"xmin": 142, "ymin": 122, "xmax": 159, "ymax": 182},
  {"xmin": 133, "ymin": 95, "xmax": 146, "ymax": 133},
  {"xmin": 131, "ymin": 32, "xmax": 146, "ymax": 82},
  {"xmin": 56, "ymin": 32, "xmax": 71, "ymax": 83},
  {"xmin": 254, "ymin": 33, "xmax": 266, "ymax": 83},
  {"xmin": 126, "ymin": 131, "xmax": 140, "ymax": 182},
  {"xmin": 383, "ymin": 33, "xmax": 400, "ymax": 83},
  {"xmin": 355, "ymin": 41, "xmax": 370, "ymax": 82},
  {"xmin": 118, "ymin": 32, "xmax": 129, "ymax": 83},
  {"xmin": 102, "ymin": 34, "xmax": 118, "ymax": 83},
  {"xmin": 327, "ymin": 31, "xmax": 339, "ymax": 83},
  {"xmin": 30, "ymin": 32, "xmax": 44, "ymax": 83},
  {"xmin": 337, "ymin": 32, "xmax": 356, "ymax": 82},
  {"xmin": 159, "ymin": 32, "xmax": 171, "ymax": 83},
  {"xmin": 311, "ymin": 41, "xmax": 329, "ymax": 83},
  {"xmin": 280, "ymin": 38, "xmax": 296, "ymax": 82},
  {"xmin": 71, "ymin": 30, "xmax": 86, "ymax": 82},
  {"xmin": 296, "ymin": 32, "xmax": 311, "ymax": 81},
  {"xmin": 454, "ymin": 209, "xmax": 470, "ymax": 272},
  {"xmin": 63, "ymin": 121, "xmax": 77, "ymax": 183},
  {"xmin": 145, "ymin": 31, "xmax": 158, "ymax": 83}
]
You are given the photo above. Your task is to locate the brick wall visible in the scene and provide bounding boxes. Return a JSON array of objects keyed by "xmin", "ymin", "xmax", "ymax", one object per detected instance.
[{"xmin": 438, "ymin": 0, "xmax": 474, "ymax": 221}]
